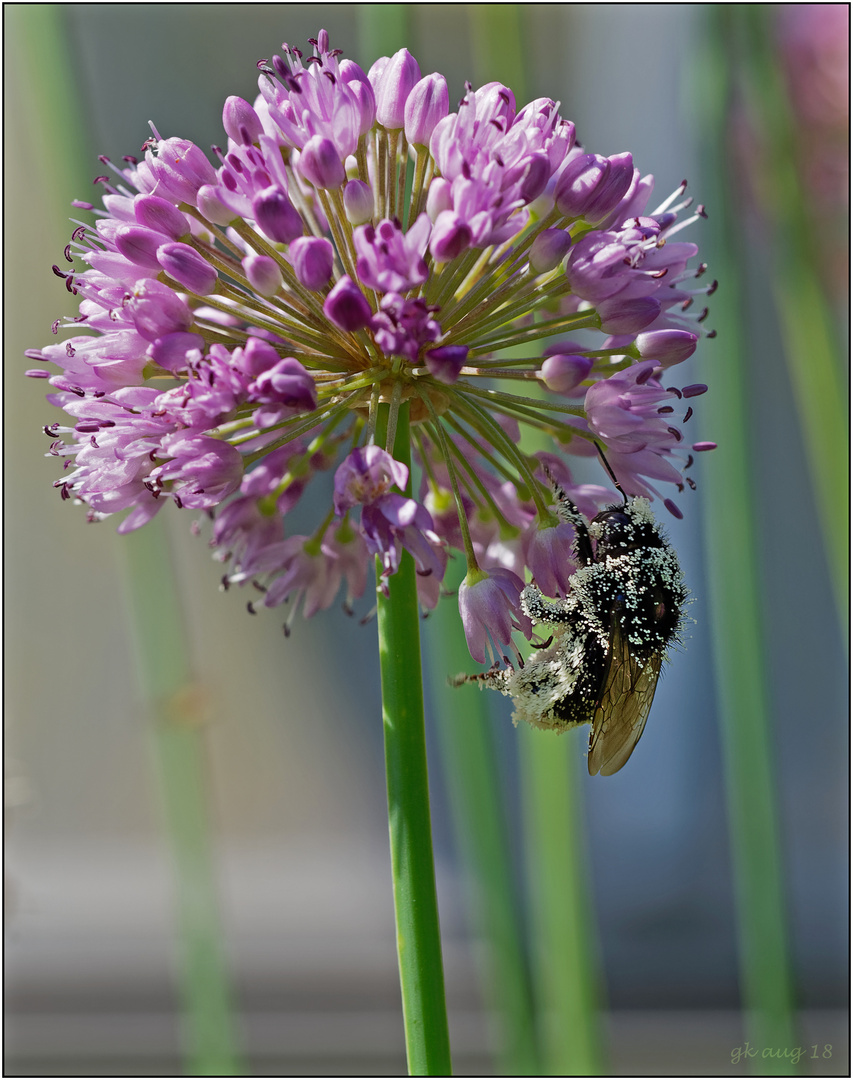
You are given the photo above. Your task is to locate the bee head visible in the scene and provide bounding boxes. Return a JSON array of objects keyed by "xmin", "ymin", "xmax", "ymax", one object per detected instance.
[{"xmin": 591, "ymin": 501, "xmax": 665, "ymax": 560}]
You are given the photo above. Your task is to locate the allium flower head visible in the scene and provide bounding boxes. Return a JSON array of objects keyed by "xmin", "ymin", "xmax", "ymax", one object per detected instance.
[{"xmin": 28, "ymin": 29, "xmax": 714, "ymax": 658}]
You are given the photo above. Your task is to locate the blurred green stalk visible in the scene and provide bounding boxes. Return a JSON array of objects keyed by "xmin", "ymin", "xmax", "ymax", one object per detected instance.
[
  {"xmin": 468, "ymin": 7, "xmax": 607, "ymax": 1073},
  {"xmin": 375, "ymin": 404, "xmax": 452, "ymax": 1076},
  {"xmin": 696, "ymin": 9, "xmax": 798, "ymax": 1073},
  {"xmin": 739, "ymin": 6, "xmax": 847, "ymax": 632},
  {"xmin": 122, "ymin": 525, "xmax": 244, "ymax": 1077},
  {"xmin": 12, "ymin": 6, "xmax": 242, "ymax": 1073},
  {"xmin": 520, "ymin": 725, "xmax": 605, "ymax": 1075},
  {"xmin": 425, "ymin": 563, "xmax": 541, "ymax": 1075}
]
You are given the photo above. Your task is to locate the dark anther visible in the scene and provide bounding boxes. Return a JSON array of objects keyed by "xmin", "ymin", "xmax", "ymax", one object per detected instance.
[
  {"xmin": 65, "ymin": 343, "xmax": 76, "ymax": 356},
  {"xmin": 90, "ymin": 436, "xmax": 99, "ymax": 448},
  {"xmin": 697, "ymin": 306, "xmax": 709, "ymax": 323},
  {"xmin": 696, "ymin": 204, "xmax": 708, "ymax": 218},
  {"xmin": 499, "ymin": 90, "xmax": 510, "ymax": 104},
  {"xmin": 174, "ymin": 495, "xmax": 183, "ymax": 508},
  {"xmin": 683, "ymin": 406, "xmax": 693, "ymax": 423},
  {"xmin": 695, "ymin": 262, "xmax": 707, "ymax": 277},
  {"xmin": 64, "ymin": 245, "xmax": 74, "ymax": 263},
  {"xmin": 283, "ymin": 623, "xmax": 291, "ymax": 637},
  {"xmin": 252, "ymin": 580, "xmax": 268, "ymax": 593},
  {"xmin": 416, "ymin": 568, "xmax": 433, "ymax": 577},
  {"xmin": 685, "ymin": 454, "xmax": 694, "ymax": 469},
  {"xmin": 667, "ymin": 426, "xmax": 683, "ymax": 442},
  {"xmin": 657, "ymin": 405, "xmax": 674, "ymax": 414},
  {"xmin": 122, "ymin": 155, "xmax": 139, "ymax": 165},
  {"xmin": 247, "ymin": 601, "xmax": 257, "ymax": 615},
  {"xmin": 706, "ymin": 328, "xmax": 717, "ymax": 339},
  {"xmin": 52, "ymin": 320, "xmax": 61, "ymax": 334},
  {"xmin": 686, "ymin": 476, "xmax": 697, "ymax": 491},
  {"xmin": 72, "ymin": 226, "xmax": 87, "ymax": 242},
  {"xmin": 707, "ymin": 279, "xmax": 718, "ymax": 295},
  {"xmin": 680, "ymin": 297, "xmax": 693, "ymax": 311},
  {"xmin": 43, "ymin": 424, "xmax": 60, "ymax": 436},
  {"xmin": 636, "ymin": 365, "xmax": 655, "ymax": 385},
  {"xmin": 52, "ymin": 265, "xmax": 68, "ymax": 279},
  {"xmin": 220, "ymin": 575, "xmax": 230, "ymax": 591},
  {"xmin": 531, "ymin": 635, "xmax": 555, "ymax": 650}
]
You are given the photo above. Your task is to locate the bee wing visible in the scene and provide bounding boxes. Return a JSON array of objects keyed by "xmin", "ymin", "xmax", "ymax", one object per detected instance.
[{"xmin": 587, "ymin": 620, "xmax": 663, "ymax": 776}]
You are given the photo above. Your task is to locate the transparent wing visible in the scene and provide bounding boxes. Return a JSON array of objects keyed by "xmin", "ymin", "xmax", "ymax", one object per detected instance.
[{"xmin": 587, "ymin": 619, "xmax": 663, "ymax": 776}]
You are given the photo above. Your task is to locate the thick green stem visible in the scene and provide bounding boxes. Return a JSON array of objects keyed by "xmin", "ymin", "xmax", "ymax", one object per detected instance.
[{"xmin": 375, "ymin": 403, "xmax": 452, "ymax": 1076}]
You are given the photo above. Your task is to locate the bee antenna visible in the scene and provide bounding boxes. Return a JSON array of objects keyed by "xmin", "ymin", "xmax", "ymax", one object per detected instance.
[{"xmin": 594, "ymin": 442, "xmax": 628, "ymax": 503}]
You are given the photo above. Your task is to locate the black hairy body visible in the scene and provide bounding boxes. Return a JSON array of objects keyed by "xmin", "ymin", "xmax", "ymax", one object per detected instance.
[{"xmin": 455, "ymin": 479, "xmax": 688, "ymax": 775}]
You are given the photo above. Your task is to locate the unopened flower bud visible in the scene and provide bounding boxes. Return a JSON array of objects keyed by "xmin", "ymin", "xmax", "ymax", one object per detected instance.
[
  {"xmin": 134, "ymin": 194, "xmax": 189, "ymax": 239},
  {"xmin": 507, "ymin": 151, "xmax": 551, "ymax": 203},
  {"xmin": 222, "ymin": 96, "xmax": 264, "ymax": 145},
  {"xmin": 404, "ymin": 73, "xmax": 449, "ymax": 146},
  {"xmin": 290, "ymin": 236, "xmax": 334, "ymax": 291},
  {"xmin": 425, "ymin": 178, "xmax": 452, "ymax": 222},
  {"xmin": 196, "ymin": 184, "xmax": 237, "ymax": 226},
  {"xmin": 555, "ymin": 151, "xmax": 633, "ymax": 223},
  {"xmin": 539, "ymin": 353, "xmax": 593, "ymax": 394},
  {"xmin": 243, "ymin": 254, "xmax": 283, "ymax": 297},
  {"xmin": 253, "ymin": 185, "xmax": 304, "ymax": 244},
  {"xmin": 115, "ymin": 225, "xmax": 167, "ymax": 269},
  {"xmin": 324, "ymin": 275, "xmax": 372, "ymax": 331},
  {"xmin": 425, "ymin": 345, "xmax": 469, "ymax": 384},
  {"xmin": 371, "ymin": 48, "xmax": 422, "ymax": 129},
  {"xmin": 157, "ymin": 242, "xmax": 218, "ymax": 295},
  {"xmin": 339, "ymin": 60, "xmax": 376, "ymax": 135},
  {"xmin": 343, "ymin": 179, "xmax": 374, "ymax": 225},
  {"xmin": 529, "ymin": 228, "xmax": 572, "ymax": 273},
  {"xmin": 145, "ymin": 137, "xmax": 217, "ymax": 204},
  {"xmin": 632, "ymin": 329, "xmax": 698, "ymax": 367},
  {"xmin": 597, "ymin": 296, "xmax": 660, "ymax": 334},
  {"xmin": 298, "ymin": 135, "xmax": 346, "ymax": 189},
  {"xmin": 126, "ymin": 279, "xmax": 194, "ymax": 341}
]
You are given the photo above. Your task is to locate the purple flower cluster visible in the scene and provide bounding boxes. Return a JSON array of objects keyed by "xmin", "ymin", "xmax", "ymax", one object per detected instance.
[{"xmin": 28, "ymin": 29, "xmax": 715, "ymax": 662}]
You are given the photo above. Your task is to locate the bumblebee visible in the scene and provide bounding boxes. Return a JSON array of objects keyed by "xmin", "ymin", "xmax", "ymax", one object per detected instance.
[{"xmin": 455, "ymin": 470, "xmax": 688, "ymax": 775}]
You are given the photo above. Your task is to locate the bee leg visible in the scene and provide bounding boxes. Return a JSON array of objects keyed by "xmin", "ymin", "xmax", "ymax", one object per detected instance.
[
  {"xmin": 448, "ymin": 661, "xmax": 512, "ymax": 696},
  {"xmin": 543, "ymin": 466, "xmax": 594, "ymax": 565}
]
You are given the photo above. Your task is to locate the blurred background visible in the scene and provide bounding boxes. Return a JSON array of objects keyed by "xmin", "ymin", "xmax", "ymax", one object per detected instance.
[{"xmin": 5, "ymin": 4, "xmax": 848, "ymax": 1075}]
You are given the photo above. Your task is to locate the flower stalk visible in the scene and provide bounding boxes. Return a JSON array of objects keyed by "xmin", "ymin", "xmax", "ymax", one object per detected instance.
[{"xmin": 375, "ymin": 402, "xmax": 452, "ymax": 1076}]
